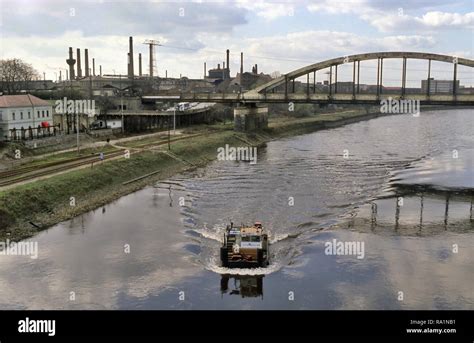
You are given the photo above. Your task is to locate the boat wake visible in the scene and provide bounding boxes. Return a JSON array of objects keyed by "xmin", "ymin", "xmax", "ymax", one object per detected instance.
[
  {"xmin": 205, "ymin": 256, "xmax": 282, "ymax": 276},
  {"xmin": 189, "ymin": 225, "xmax": 298, "ymax": 276}
]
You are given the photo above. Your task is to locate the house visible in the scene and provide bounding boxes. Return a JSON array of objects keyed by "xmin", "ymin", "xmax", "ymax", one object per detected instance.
[{"xmin": 0, "ymin": 94, "xmax": 53, "ymax": 141}]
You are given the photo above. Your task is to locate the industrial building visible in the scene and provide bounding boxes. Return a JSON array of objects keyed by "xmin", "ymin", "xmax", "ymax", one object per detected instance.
[{"xmin": 421, "ymin": 78, "xmax": 460, "ymax": 94}]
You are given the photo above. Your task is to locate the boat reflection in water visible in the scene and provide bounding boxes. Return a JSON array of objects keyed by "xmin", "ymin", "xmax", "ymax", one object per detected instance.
[{"xmin": 220, "ymin": 275, "xmax": 264, "ymax": 299}]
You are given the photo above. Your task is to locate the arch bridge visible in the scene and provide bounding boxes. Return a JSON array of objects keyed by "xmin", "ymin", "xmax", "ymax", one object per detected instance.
[
  {"xmin": 146, "ymin": 51, "xmax": 474, "ymax": 105},
  {"xmin": 144, "ymin": 51, "xmax": 474, "ymax": 131}
]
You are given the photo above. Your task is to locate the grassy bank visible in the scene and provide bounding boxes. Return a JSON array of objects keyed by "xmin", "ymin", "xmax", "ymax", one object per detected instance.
[{"xmin": 0, "ymin": 109, "xmax": 384, "ymax": 241}]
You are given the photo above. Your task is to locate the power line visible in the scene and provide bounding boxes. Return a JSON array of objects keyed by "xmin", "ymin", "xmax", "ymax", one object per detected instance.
[{"xmin": 159, "ymin": 44, "xmax": 318, "ymax": 63}]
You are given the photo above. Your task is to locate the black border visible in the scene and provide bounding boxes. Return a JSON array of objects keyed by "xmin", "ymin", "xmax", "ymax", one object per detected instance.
[{"xmin": 0, "ymin": 310, "xmax": 472, "ymax": 339}]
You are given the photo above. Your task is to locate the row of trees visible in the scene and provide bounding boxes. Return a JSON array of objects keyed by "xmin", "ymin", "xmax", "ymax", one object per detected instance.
[{"xmin": 0, "ymin": 58, "xmax": 40, "ymax": 94}]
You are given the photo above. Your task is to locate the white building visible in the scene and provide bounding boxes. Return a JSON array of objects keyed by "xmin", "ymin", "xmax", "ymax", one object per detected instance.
[{"xmin": 0, "ymin": 94, "xmax": 53, "ymax": 141}]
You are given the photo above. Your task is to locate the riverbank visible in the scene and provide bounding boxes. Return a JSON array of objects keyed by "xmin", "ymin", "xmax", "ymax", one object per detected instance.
[{"xmin": 0, "ymin": 107, "xmax": 388, "ymax": 241}]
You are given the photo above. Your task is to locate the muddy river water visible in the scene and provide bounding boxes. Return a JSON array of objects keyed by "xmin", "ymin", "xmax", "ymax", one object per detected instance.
[{"xmin": 0, "ymin": 109, "xmax": 473, "ymax": 309}]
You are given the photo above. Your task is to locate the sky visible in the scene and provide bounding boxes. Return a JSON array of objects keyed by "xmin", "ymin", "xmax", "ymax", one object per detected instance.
[{"xmin": 0, "ymin": 0, "xmax": 473, "ymax": 86}]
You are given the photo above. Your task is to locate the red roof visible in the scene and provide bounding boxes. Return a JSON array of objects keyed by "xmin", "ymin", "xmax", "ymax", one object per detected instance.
[{"xmin": 0, "ymin": 94, "xmax": 50, "ymax": 108}]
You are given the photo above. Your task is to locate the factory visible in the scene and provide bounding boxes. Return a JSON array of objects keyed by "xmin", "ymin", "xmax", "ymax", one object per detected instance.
[
  {"xmin": 0, "ymin": 36, "xmax": 271, "ymax": 142},
  {"xmin": 59, "ymin": 36, "xmax": 216, "ymax": 96},
  {"xmin": 204, "ymin": 49, "xmax": 272, "ymax": 91},
  {"xmin": 13, "ymin": 34, "xmax": 271, "ymax": 100}
]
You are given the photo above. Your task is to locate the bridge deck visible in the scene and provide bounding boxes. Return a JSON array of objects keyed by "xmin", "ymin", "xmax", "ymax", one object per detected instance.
[{"xmin": 143, "ymin": 93, "xmax": 474, "ymax": 105}]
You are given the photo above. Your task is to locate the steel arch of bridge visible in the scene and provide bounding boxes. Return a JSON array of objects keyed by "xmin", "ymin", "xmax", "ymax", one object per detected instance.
[
  {"xmin": 142, "ymin": 51, "xmax": 474, "ymax": 105},
  {"xmin": 248, "ymin": 51, "xmax": 474, "ymax": 98}
]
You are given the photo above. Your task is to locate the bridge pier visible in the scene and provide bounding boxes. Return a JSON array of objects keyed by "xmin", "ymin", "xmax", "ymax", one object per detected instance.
[{"xmin": 234, "ymin": 104, "xmax": 268, "ymax": 131}]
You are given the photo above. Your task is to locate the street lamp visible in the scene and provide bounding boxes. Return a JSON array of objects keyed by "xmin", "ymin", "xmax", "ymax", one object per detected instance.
[
  {"xmin": 76, "ymin": 108, "xmax": 80, "ymax": 155},
  {"xmin": 168, "ymin": 114, "xmax": 171, "ymax": 150},
  {"xmin": 173, "ymin": 106, "xmax": 176, "ymax": 135},
  {"xmin": 120, "ymin": 75, "xmax": 124, "ymax": 133}
]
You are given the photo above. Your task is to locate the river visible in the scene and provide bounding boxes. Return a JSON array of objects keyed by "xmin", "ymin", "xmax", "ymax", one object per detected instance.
[{"xmin": 0, "ymin": 108, "xmax": 473, "ymax": 310}]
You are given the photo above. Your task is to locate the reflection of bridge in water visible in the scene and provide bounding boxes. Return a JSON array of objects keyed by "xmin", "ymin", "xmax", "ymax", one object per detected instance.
[
  {"xmin": 220, "ymin": 275, "xmax": 264, "ymax": 299},
  {"xmin": 361, "ymin": 189, "xmax": 474, "ymax": 232}
]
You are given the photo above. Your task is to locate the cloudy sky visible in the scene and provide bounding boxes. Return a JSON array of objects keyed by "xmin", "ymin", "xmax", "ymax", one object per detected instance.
[{"xmin": 0, "ymin": 0, "xmax": 473, "ymax": 86}]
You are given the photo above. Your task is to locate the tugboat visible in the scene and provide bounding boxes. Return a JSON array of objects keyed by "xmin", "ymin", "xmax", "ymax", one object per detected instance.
[{"xmin": 220, "ymin": 222, "xmax": 270, "ymax": 268}]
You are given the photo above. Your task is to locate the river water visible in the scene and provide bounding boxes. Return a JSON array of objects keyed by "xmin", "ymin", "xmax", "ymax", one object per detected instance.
[{"xmin": 0, "ymin": 109, "xmax": 473, "ymax": 310}]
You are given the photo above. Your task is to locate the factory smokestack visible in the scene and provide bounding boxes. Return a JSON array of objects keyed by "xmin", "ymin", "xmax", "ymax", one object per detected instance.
[
  {"xmin": 226, "ymin": 49, "xmax": 230, "ymax": 71},
  {"xmin": 66, "ymin": 47, "xmax": 76, "ymax": 80},
  {"xmin": 240, "ymin": 52, "xmax": 243, "ymax": 75},
  {"xmin": 93, "ymin": 58, "xmax": 95, "ymax": 76},
  {"xmin": 139, "ymin": 53, "xmax": 142, "ymax": 76},
  {"xmin": 84, "ymin": 49, "xmax": 89, "ymax": 77},
  {"xmin": 255, "ymin": 64, "xmax": 258, "ymax": 74},
  {"xmin": 76, "ymin": 48, "xmax": 82, "ymax": 78},
  {"xmin": 149, "ymin": 44, "xmax": 153, "ymax": 78},
  {"xmin": 128, "ymin": 36, "xmax": 134, "ymax": 79},
  {"xmin": 204, "ymin": 62, "xmax": 206, "ymax": 79},
  {"xmin": 100, "ymin": 65, "xmax": 102, "ymax": 77}
]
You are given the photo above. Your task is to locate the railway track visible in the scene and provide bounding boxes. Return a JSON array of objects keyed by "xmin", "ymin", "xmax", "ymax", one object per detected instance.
[
  {"xmin": 0, "ymin": 131, "xmax": 213, "ymax": 188},
  {"xmin": 127, "ymin": 132, "xmax": 207, "ymax": 149},
  {"xmin": 0, "ymin": 150, "xmax": 125, "ymax": 188},
  {"xmin": 0, "ymin": 149, "xmax": 122, "ymax": 179}
]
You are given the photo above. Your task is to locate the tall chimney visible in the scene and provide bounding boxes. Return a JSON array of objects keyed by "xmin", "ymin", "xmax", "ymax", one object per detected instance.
[
  {"xmin": 218, "ymin": 63, "xmax": 220, "ymax": 70},
  {"xmin": 139, "ymin": 53, "xmax": 142, "ymax": 76},
  {"xmin": 99, "ymin": 65, "xmax": 102, "ymax": 77},
  {"xmin": 128, "ymin": 36, "xmax": 134, "ymax": 79},
  {"xmin": 240, "ymin": 52, "xmax": 243, "ymax": 75},
  {"xmin": 128, "ymin": 53, "xmax": 131, "ymax": 78},
  {"xmin": 66, "ymin": 47, "xmax": 76, "ymax": 80},
  {"xmin": 84, "ymin": 49, "xmax": 89, "ymax": 77},
  {"xmin": 66, "ymin": 70, "xmax": 69, "ymax": 81},
  {"xmin": 226, "ymin": 49, "xmax": 230, "ymax": 71},
  {"xmin": 166, "ymin": 70, "xmax": 168, "ymax": 78},
  {"xmin": 76, "ymin": 48, "xmax": 82, "ymax": 78},
  {"xmin": 204, "ymin": 62, "xmax": 206, "ymax": 79},
  {"xmin": 92, "ymin": 58, "xmax": 96, "ymax": 76},
  {"xmin": 255, "ymin": 64, "xmax": 258, "ymax": 74},
  {"xmin": 59, "ymin": 70, "xmax": 62, "ymax": 81},
  {"xmin": 223, "ymin": 62, "xmax": 225, "ymax": 69}
]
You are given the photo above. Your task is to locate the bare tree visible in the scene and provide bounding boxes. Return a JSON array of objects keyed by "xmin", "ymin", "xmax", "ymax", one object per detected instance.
[
  {"xmin": 0, "ymin": 58, "xmax": 40, "ymax": 94},
  {"xmin": 270, "ymin": 71, "xmax": 281, "ymax": 79}
]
